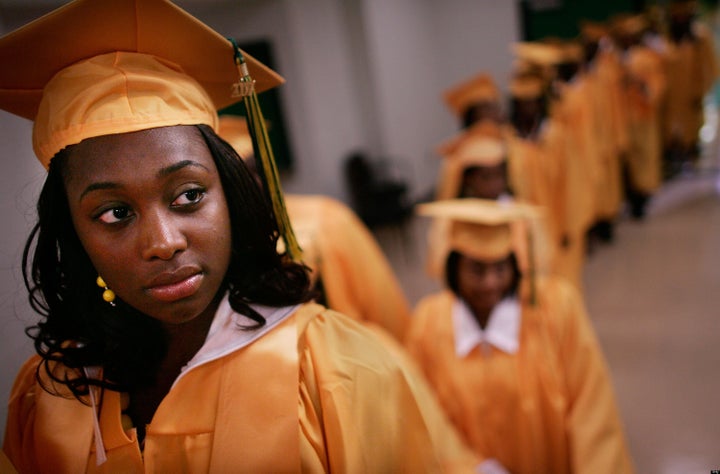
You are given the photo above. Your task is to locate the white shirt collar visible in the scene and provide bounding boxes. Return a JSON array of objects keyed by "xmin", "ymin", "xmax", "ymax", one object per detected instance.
[
  {"xmin": 452, "ymin": 296, "xmax": 521, "ymax": 357},
  {"xmin": 172, "ymin": 293, "xmax": 301, "ymax": 389}
]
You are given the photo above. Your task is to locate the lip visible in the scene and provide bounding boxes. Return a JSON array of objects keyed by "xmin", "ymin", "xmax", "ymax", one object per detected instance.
[{"xmin": 145, "ymin": 266, "xmax": 203, "ymax": 303}]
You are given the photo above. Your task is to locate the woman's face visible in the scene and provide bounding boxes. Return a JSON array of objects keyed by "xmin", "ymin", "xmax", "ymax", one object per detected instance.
[
  {"xmin": 460, "ymin": 164, "xmax": 507, "ymax": 200},
  {"xmin": 456, "ymin": 253, "xmax": 514, "ymax": 318},
  {"xmin": 63, "ymin": 125, "xmax": 232, "ymax": 326}
]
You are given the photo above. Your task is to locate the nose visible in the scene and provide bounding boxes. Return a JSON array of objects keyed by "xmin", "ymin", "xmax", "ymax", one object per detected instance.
[{"xmin": 140, "ymin": 210, "xmax": 188, "ymax": 261}]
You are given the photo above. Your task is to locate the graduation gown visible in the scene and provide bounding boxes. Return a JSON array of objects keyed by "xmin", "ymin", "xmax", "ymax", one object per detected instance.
[
  {"xmin": 286, "ymin": 194, "xmax": 411, "ymax": 342},
  {"xmin": 4, "ymin": 300, "xmax": 477, "ymax": 473},
  {"xmin": 622, "ymin": 45, "xmax": 666, "ymax": 194},
  {"xmin": 405, "ymin": 278, "xmax": 634, "ymax": 474},
  {"xmin": 662, "ymin": 25, "xmax": 718, "ymax": 149},
  {"xmin": 586, "ymin": 49, "xmax": 629, "ymax": 220}
]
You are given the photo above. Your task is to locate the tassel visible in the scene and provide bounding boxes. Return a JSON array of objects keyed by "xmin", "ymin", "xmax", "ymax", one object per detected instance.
[{"xmin": 229, "ymin": 39, "xmax": 302, "ymax": 262}]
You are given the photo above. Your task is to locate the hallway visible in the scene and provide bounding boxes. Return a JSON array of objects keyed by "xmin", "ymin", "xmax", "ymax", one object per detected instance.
[{"xmin": 377, "ymin": 171, "xmax": 720, "ymax": 473}]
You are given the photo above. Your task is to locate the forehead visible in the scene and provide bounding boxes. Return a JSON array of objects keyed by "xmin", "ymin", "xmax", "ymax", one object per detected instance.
[{"xmin": 62, "ymin": 125, "xmax": 213, "ymax": 185}]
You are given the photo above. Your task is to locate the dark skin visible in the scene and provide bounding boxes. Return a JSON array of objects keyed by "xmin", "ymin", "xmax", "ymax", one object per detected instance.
[
  {"xmin": 456, "ymin": 254, "xmax": 514, "ymax": 329},
  {"xmin": 62, "ymin": 125, "xmax": 233, "ymax": 439},
  {"xmin": 459, "ymin": 163, "xmax": 508, "ymax": 200}
]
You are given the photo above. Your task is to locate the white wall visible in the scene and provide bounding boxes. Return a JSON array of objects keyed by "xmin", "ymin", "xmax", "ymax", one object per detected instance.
[
  {"xmin": 0, "ymin": 50, "xmax": 47, "ymax": 449},
  {"xmin": 0, "ymin": 0, "xmax": 520, "ymax": 441}
]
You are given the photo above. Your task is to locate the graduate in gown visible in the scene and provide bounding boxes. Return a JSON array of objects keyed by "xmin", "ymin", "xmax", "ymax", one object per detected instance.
[
  {"xmin": 219, "ymin": 116, "xmax": 412, "ymax": 342},
  {"xmin": 0, "ymin": 1, "xmax": 478, "ymax": 472},
  {"xmin": 611, "ymin": 14, "xmax": 667, "ymax": 219},
  {"xmin": 580, "ymin": 21, "xmax": 629, "ymax": 243},
  {"xmin": 662, "ymin": 0, "xmax": 718, "ymax": 169},
  {"xmin": 406, "ymin": 199, "xmax": 635, "ymax": 474},
  {"xmin": 443, "ymin": 72, "xmax": 504, "ymax": 129}
]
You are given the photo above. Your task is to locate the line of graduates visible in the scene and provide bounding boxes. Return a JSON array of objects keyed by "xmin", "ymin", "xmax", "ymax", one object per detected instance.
[
  {"xmin": 391, "ymin": 1, "xmax": 717, "ymax": 473},
  {"xmin": 435, "ymin": 1, "xmax": 717, "ymax": 293},
  {"xmin": 5, "ymin": 0, "xmax": 711, "ymax": 471}
]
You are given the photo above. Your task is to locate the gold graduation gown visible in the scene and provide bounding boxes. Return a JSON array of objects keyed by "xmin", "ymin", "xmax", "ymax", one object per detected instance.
[
  {"xmin": 508, "ymin": 120, "xmax": 585, "ymax": 291},
  {"xmin": 406, "ymin": 278, "xmax": 634, "ymax": 474},
  {"xmin": 622, "ymin": 46, "xmax": 666, "ymax": 194},
  {"xmin": 662, "ymin": 25, "xmax": 718, "ymax": 148},
  {"xmin": 551, "ymin": 76, "xmax": 601, "ymax": 235},
  {"xmin": 586, "ymin": 49, "xmax": 629, "ymax": 220},
  {"xmin": 4, "ymin": 302, "xmax": 477, "ymax": 473},
  {"xmin": 286, "ymin": 195, "xmax": 411, "ymax": 342}
]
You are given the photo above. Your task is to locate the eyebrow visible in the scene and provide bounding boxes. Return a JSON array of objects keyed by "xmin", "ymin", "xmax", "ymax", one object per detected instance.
[{"xmin": 79, "ymin": 160, "xmax": 211, "ymax": 201}]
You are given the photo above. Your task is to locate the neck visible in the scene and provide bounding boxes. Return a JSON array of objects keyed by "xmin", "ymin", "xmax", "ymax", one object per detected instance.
[
  {"xmin": 127, "ymin": 291, "xmax": 224, "ymax": 441},
  {"xmin": 469, "ymin": 303, "xmax": 492, "ymax": 330}
]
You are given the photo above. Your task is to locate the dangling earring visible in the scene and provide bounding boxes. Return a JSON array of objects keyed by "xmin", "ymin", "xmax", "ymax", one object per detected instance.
[{"xmin": 96, "ymin": 276, "xmax": 116, "ymax": 307}]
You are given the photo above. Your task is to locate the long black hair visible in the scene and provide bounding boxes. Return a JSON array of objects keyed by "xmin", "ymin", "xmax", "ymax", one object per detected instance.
[{"xmin": 22, "ymin": 124, "xmax": 312, "ymax": 399}]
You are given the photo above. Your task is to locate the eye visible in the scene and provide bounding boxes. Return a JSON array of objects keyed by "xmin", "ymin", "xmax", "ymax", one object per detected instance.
[
  {"xmin": 97, "ymin": 206, "xmax": 133, "ymax": 224},
  {"xmin": 172, "ymin": 187, "xmax": 206, "ymax": 207}
]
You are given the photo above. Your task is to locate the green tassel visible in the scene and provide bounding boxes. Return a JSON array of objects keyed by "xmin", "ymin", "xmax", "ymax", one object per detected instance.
[{"xmin": 229, "ymin": 39, "xmax": 302, "ymax": 262}]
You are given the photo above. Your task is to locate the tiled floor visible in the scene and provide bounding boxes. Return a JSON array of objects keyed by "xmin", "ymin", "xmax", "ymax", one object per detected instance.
[{"xmin": 375, "ymin": 170, "xmax": 720, "ymax": 473}]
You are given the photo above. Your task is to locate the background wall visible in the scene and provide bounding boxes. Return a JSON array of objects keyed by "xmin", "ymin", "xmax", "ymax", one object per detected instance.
[{"xmin": 0, "ymin": 0, "xmax": 521, "ymax": 439}]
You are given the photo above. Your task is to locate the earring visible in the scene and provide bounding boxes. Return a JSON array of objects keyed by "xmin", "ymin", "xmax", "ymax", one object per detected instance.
[{"xmin": 96, "ymin": 276, "xmax": 116, "ymax": 307}]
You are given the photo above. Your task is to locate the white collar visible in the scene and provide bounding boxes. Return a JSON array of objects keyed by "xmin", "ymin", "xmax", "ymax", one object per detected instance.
[
  {"xmin": 452, "ymin": 296, "xmax": 521, "ymax": 357},
  {"xmin": 173, "ymin": 293, "xmax": 301, "ymax": 389}
]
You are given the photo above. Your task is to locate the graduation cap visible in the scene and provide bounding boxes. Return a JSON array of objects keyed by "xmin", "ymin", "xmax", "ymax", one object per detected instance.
[
  {"xmin": 511, "ymin": 42, "xmax": 565, "ymax": 67},
  {"xmin": 434, "ymin": 121, "xmax": 507, "ymax": 200},
  {"xmin": 0, "ymin": 0, "xmax": 283, "ymax": 167},
  {"xmin": 442, "ymin": 73, "xmax": 501, "ymax": 118},
  {"xmin": 0, "ymin": 0, "xmax": 302, "ymax": 260},
  {"xmin": 420, "ymin": 198, "xmax": 547, "ymax": 305}
]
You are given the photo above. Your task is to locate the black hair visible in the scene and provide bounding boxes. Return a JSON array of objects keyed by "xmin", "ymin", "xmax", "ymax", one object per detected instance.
[
  {"xmin": 22, "ymin": 124, "xmax": 312, "ymax": 399},
  {"xmin": 509, "ymin": 94, "xmax": 548, "ymax": 138},
  {"xmin": 461, "ymin": 101, "xmax": 502, "ymax": 129},
  {"xmin": 444, "ymin": 250, "xmax": 521, "ymax": 297}
]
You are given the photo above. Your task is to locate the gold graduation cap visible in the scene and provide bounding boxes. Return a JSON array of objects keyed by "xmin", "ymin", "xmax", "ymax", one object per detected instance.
[
  {"xmin": 610, "ymin": 13, "xmax": 649, "ymax": 36},
  {"xmin": 511, "ymin": 42, "xmax": 565, "ymax": 67},
  {"xmin": 0, "ymin": 0, "xmax": 302, "ymax": 260},
  {"xmin": 580, "ymin": 21, "xmax": 610, "ymax": 42},
  {"xmin": 418, "ymin": 198, "xmax": 528, "ymax": 261},
  {"xmin": 437, "ymin": 121, "xmax": 506, "ymax": 165},
  {"xmin": 435, "ymin": 121, "xmax": 507, "ymax": 200},
  {"xmin": 419, "ymin": 198, "xmax": 544, "ymax": 304},
  {"xmin": 442, "ymin": 73, "xmax": 501, "ymax": 118},
  {"xmin": 0, "ymin": 0, "xmax": 283, "ymax": 167}
]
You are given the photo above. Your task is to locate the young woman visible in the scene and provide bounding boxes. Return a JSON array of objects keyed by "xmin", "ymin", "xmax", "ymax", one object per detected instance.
[
  {"xmin": 406, "ymin": 199, "xmax": 635, "ymax": 474},
  {"xmin": 0, "ymin": 1, "xmax": 477, "ymax": 471}
]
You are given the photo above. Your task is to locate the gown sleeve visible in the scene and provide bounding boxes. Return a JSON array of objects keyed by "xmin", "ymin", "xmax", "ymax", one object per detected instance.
[
  {"xmin": 3, "ymin": 355, "xmax": 42, "ymax": 473},
  {"xmin": 551, "ymin": 280, "xmax": 635, "ymax": 474},
  {"xmin": 297, "ymin": 305, "xmax": 478, "ymax": 473}
]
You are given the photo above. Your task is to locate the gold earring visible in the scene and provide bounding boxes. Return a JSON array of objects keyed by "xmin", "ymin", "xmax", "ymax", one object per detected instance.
[{"xmin": 96, "ymin": 276, "xmax": 116, "ymax": 307}]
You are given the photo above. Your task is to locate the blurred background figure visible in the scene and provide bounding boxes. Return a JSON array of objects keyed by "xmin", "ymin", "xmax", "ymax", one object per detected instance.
[
  {"xmin": 612, "ymin": 14, "xmax": 668, "ymax": 220},
  {"xmin": 406, "ymin": 199, "xmax": 634, "ymax": 474},
  {"xmin": 662, "ymin": 0, "xmax": 718, "ymax": 174},
  {"xmin": 219, "ymin": 115, "xmax": 412, "ymax": 343}
]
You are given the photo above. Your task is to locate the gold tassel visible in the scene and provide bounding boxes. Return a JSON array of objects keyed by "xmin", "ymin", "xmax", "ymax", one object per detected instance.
[{"xmin": 229, "ymin": 39, "xmax": 302, "ymax": 262}]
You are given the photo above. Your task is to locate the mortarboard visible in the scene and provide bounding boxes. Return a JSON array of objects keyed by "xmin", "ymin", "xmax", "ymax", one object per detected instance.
[
  {"xmin": 442, "ymin": 73, "xmax": 501, "ymax": 118},
  {"xmin": 0, "ymin": 0, "xmax": 283, "ymax": 167}
]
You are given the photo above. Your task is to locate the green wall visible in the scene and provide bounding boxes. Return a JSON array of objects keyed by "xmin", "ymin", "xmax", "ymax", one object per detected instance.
[{"xmin": 520, "ymin": 0, "xmax": 643, "ymax": 40}]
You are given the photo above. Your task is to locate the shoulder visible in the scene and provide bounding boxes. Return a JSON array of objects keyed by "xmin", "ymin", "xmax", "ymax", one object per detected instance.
[
  {"xmin": 295, "ymin": 302, "xmax": 397, "ymax": 363},
  {"xmin": 530, "ymin": 276, "xmax": 593, "ymax": 340}
]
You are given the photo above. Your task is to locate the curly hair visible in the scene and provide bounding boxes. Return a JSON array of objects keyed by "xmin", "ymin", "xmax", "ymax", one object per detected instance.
[{"xmin": 22, "ymin": 124, "xmax": 312, "ymax": 399}]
